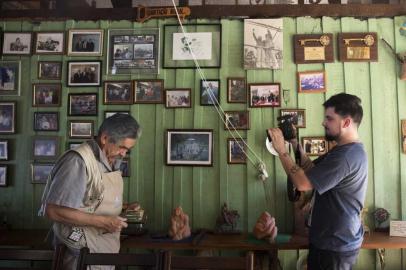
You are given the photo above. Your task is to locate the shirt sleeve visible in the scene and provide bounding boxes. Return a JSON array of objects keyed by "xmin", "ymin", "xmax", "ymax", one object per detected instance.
[
  {"xmin": 45, "ymin": 151, "xmax": 87, "ymax": 209},
  {"xmin": 306, "ymin": 151, "xmax": 350, "ymax": 195}
]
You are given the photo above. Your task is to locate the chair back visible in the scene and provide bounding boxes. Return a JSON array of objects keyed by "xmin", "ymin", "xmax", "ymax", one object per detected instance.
[
  {"xmin": 76, "ymin": 247, "xmax": 163, "ymax": 270},
  {"xmin": 163, "ymin": 251, "xmax": 254, "ymax": 270}
]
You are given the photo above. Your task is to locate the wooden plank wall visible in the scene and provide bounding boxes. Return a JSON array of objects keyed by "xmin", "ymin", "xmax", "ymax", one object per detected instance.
[{"xmin": 0, "ymin": 16, "xmax": 405, "ymax": 269}]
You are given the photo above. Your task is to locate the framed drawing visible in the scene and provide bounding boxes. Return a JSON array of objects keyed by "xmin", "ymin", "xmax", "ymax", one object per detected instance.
[
  {"xmin": 31, "ymin": 163, "xmax": 54, "ymax": 184},
  {"xmin": 227, "ymin": 138, "xmax": 247, "ymax": 164},
  {"xmin": 165, "ymin": 89, "xmax": 191, "ymax": 108},
  {"xmin": 120, "ymin": 158, "xmax": 130, "ymax": 177},
  {"xmin": 249, "ymin": 83, "xmax": 281, "ymax": 107},
  {"xmin": 67, "ymin": 61, "xmax": 102, "ymax": 87},
  {"xmin": 32, "ymin": 84, "xmax": 61, "ymax": 107},
  {"xmin": 34, "ymin": 32, "xmax": 64, "ymax": 54},
  {"xmin": 166, "ymin": 129, "xmax": 213, "ymax": 166},
  {"xmin": 227, "ymin": 77, "xmax": 246, "ymax": 103},
  {"xmin": 38, "ymin": 61, "xmax": 62, "ymax": 80},
  {"xmin": 224, "ymin": 111, "xmax": 250, "ymax": 130},
  {"xmin": 67, "ymin": 29, "xmax": 103, "ymax": 56},
  {"xmin": 0, "ymin": 165, "xmax": 7, "ymax": 187},
  {"xmin": 0, "ymin": 140, "xmax": 8, "ymax": 160},
  {"xmin": 34, "ymin": 112, "xmax": 59, "ymax": 131},
  {"xmin": 163, "ymin": 24, "xmax": 222, "ymax": 68},
  {"xmin": 134, "ymin": 79, "xmax": 163, "ymax": 104},
  {"xmin": 2, "ymin": 32, "xmax": 32, "ymax": 55},
  {"xmin": 103, "ymin": 81, "xmax": 133, "ymax": 105},
  {"xmin": 280, "ymin": 109, "xmax": 306, "ymax": 128},
  {"xmin": 302, "ymin": 136, "xmax": 327, "ymax": 156},
  {"xmin": 32, "ymin": 136, "xmax": 59, "ymax": 160},
  {"xmin": 69, "ymin": 120, "xmax": 94, "ymax": 139},
  {"xmin": 0, "ymin": 61, "xmax": 20, "ymax": 96},
  {"xmin": 0, "ymin": 101, "xmax": 16, "ymax": 134},
  {"xmin": 293, "ymin": 34, "xmax": 334, "ymax": 64},
  {"xmin": 104, "ymin": 111, "xmax": 130, "ymax": 119},
  {"xmin": 338, "ymin": 32, "xmax": 378, "ymax": 62},
  {"xmin": 244, "ymin": 19, "xmax": 283, "ymax": 69},
  {"xmin": 107, "ymin": 28, "xmax": 159, "ymax": 75},
  {"xmin": 298, "ymin": 71, "xmax": 326, "ymax": 93},
  {"xmin": 200, "ymin": 79, "xmax": 220, "ymax": 106},
  {"xmin": 68, "ymin": 93, "xmax": 98, "ymax": 116}
]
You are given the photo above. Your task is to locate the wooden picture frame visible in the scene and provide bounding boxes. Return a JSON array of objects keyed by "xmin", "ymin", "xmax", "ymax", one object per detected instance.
[
  {"xmin": 103, "ymin": 81, "xmax": 133, "ymax": 105},
  {"xmin": 67, "ymin": 61, "xmax": 102, "ymax": 87},
  {"xmin": 134, "ymin": 79, "xmax": 164, "ymax": 104},
  {"xmin": 2, "ymin": 32, "xmax": 32, "ymax": 55},
  {"xmin": 0, "ymin": 140, "xmax": 9, "ymax": 160},
  {"xmin": 249, "ymin": 83, "xmax": 281, "ymax": 107},
  {"xmin": 32, "ymin": 84, "xmax": 61, "ymax": 107},
  {"xmin": 224, "ymin": 111, "xmax": 250, "ymax": 130},
  {"xmin": 166, "ymin": 129, "xmax": 213, "ymax": 166},
  {"xmin": 31, "ymin": 163, "xmax": 54, "ymax": 184},
  {"xmin": 297, "ymin": 71, "xmax": 326, "ymax": 93},
  {"xmin": 67, "ymin": 29, "xmax": 104, "ymax": 56},
  {"xmin": 32, "ymin": 136, "xmax": 59, "ymax": 160},
  {"xmin": 38, "ymin": 61, "xmax": 62, "ymax": 80},
  {"xmin": 293, "ymin": 34, "xmax": 334, "ymax": 64},
  {"xmin": 302, "ymin": 136, "xmax": 327, "ymax": 156},
  {"xmin": 280, "ymin": 109, "xmax": 306, "ymax": 128},
  {"xmin": 33, "ymin": 112, "xmax": 59, "ymax": 131},
  {"xmin": 338, "ymin": 32, "xmax": 378, "ymax": 62},
  {"xmin": 200, "ymin": 79, "xmax": 220, "ymax": 106},
  {"xmin": 34, "ymin": 32, "xmax": 64, "ymax": 55},
  {"xmin": 0, "ymin": 61, "xmax": 21, "ymax": 96},
  {"xmin": 227, "ymin": 77, "xmax": 246, "ymax": 103},
  {"xmin": 68, "ymin": 120, "xmax": 94, "ymax": 139},
  {"xmin": 68, "ymin": 93, "xmax": 98, "ymax": 116},
  {"xmin": 0, "ymin": 165, "xmax": 7, "ymax": 187},
  {"xmin": 165, "ymin": 89, "xmax": 192, "ymax": 108},
  {"xmin": 0, "ymin": 101, "xmax": 16, "ymax": 134},
  {"xmin": 227, "ymin": 138, "xmax": 247, "ymax": 164}
]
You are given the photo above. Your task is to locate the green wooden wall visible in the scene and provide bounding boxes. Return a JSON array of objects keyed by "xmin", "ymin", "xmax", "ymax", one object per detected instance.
[{"xmin": 0, "ymin": 16, "xmax": 406, "ymax": 269}]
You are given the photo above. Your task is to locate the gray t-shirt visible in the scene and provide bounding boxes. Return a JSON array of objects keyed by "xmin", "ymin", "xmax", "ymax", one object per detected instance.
[{"xmin": 306, "ymin": 142, "xmax": 368, "ymax": 252}]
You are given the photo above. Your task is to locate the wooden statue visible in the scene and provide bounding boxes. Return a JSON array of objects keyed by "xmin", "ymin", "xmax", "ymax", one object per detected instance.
[
  {"xmin": 168, "ymin": 206, "xmax": 191, "ymax": 240},
  {"xmin": 215, "ymin": 202, "xmax": 240, "ymax": 233},
  {"xmin": 253, "ymin": 211, "xmax": 277, "ymax": 242}
]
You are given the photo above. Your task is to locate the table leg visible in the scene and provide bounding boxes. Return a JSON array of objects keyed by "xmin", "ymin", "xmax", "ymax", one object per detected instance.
[{"xmin": 377, "ymin": 248, "xmax": 385, "ymax": 270}]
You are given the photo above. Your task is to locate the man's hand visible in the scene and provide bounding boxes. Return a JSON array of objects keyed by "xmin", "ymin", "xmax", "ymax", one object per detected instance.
[
  {"xmin": 101, "ymin": 216, "xmax": 128, "ymax": 233},
  {"xmin": 267, "ymin": 128, "xmax": 286, "ymax": 155}
]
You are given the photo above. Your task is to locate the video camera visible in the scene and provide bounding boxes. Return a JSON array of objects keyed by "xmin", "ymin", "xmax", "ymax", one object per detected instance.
[{"xmin": 266, "ymin": 114, "xmax": 297, "ymax": 142}]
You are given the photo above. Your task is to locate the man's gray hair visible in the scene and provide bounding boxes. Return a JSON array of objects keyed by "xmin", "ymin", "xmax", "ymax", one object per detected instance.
[{"xmin": 97, "ymin": 113, "xmax": 141, "ymax": 143}]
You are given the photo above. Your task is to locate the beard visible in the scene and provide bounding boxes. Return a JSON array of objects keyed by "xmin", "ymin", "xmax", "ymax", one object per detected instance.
[{"xmin": 325, "ymin": 129, "xmax": 339, "ymax": 141}]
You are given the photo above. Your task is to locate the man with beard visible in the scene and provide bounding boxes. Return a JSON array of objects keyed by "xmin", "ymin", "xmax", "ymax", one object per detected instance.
[
  {"xmin": 39, "ymin": 113, "xmax": 142, "ymax": 270},
  {"xmin": 267, "ymin": 93, "xmax": 367, "ymax": 270}
]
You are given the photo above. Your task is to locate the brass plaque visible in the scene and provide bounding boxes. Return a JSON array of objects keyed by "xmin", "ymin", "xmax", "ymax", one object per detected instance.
[
  {"xmin": 347, "ymin": 47, "xmax": 370, "ymax": 60},
  {"xmin": 304, "ymin": 47, "xmax": 325, "ymax": 61}
]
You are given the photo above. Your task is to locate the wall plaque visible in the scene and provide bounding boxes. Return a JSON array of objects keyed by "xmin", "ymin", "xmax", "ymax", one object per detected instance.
[
  {"xmin": 294, "ymin": 34, "xmax": 333, "ymax": 64},
  {"xmin": 338, "ymin": 32, "xmax": 378, "ymax": 62}
]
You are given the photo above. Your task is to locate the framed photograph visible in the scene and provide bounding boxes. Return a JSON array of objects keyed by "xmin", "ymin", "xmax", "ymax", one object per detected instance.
[
  {"xmin": 104, "ymin": 111, "xmax": 130, "ymax": 119},
  {"xmin": 32, "ymin": 84, "xmax": 61, "ymax": 107},
  {"xmin": 165, "ymin": 89, "xmax": 191, "ymax": 108},
  {"xmin": 2, "ymin": 32, "xmax": 32, "ymax": 55},
  {"xmin": 298, "ymin": 71, "xmax": 326, "ymax": 93},
  {"xmin": 0, "ymin": 140, "xmax": 9, "ymax": 160},
  {"xmin": 107, "ymin": 28, "xmax": 159, "ymax": 75},
  {"xmin": 338, "ymin": 32, "xmax": 378, "ymax": 62},
  {"xmin": 34, "ymin": 32, "xmax": 64, "ymax": 54},
  {"xmin": 166, "ymin": 129, "xmax": 213, "ymax": 166},
  {"xmin": 163, "ymin": 24, "xmax": 222, "ymax": 69},
  {"xmin": 201, "ymin": 79, "xmax": 220, "ymax": 106},
  {"xmin": 31, "ymin": 163, "xmax": 54, "ymax": 184},
  {"xmin": 227, "ymin": 77, "xmax": 246, "ymax": 103},
  {"xmin": 249, "ymin": 83, "xmax": 281, "ymax": 107},
  {"xmin": 134, "ymin": 79, "xmax": 164, "ymax": 104},
  {"xmin": 0, "ymin": 165, "xmax": 7, "ymax": 187},
  {"xmin": 0, "ymin": 61, "xmax": 21, "ymax": 96},
  {"xmin": 120, "ymin": 158, "xmax": 130, "ymax": 177},
  {"xmin": 67, "ymin": 61, "xmax": 102, "ymax": 87},
  {"xmin": 68, "ymin": 93, "xmax": 98, "ymax": 116},
  {"xmin": 69, "ymin": 120, "xmax": 94, "ymax": 139},
  {"xmin": 227, "ymin": 138, "xmax": 247, "ymax": 164},
  {"xmin": 293, "ymin": 34, "xmax": 334, "ymax": 64},
  {"xmin": 302, "ymin": 136, "xmax": 327, "ymax": 156},
  {"xmin": 68, "ymin": 142, "xmax": 82, "ymax": 150},
  {"xmin": 67, "ymin": 29, "xmax": 103, "ymax": 56},
  {"xmin": 0, "ymin": 101, "xmax": 16, "ymax": 134},
  {"xmin": 280, "ymin": 109, "xmax": 306, "ymax": 128},
  {"xmin": 34, "ymin": 112, "xmax": 59, "ymax": 131},
  {"xmin": 38, "ymin": 61, "xmax": 62, "ymax": 80},
  {"xmin": 32, "ymin": 136, "xmax": 59, "ymax": 160},
  {"xmin": 224, "ymin": 111, "xmax": 250, "ymax": 130},
  {"xmin": 244, "ymin": 19, "xmax": 283, "ymax": 69},
  {"xmin": 103, "ymin": 81, "xmax": 133, "ymax": 105}
]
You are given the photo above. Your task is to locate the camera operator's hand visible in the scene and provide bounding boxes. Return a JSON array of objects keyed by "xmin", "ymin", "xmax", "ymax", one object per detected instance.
[{"xmin": 267, "ymin": 128, "xmax": 287, "ymax": 155}]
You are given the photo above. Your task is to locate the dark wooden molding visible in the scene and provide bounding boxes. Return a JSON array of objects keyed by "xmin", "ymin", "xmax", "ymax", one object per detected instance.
[{"xmin": 0, "ymin": 4, "xmax": 404, "ymax": 21}]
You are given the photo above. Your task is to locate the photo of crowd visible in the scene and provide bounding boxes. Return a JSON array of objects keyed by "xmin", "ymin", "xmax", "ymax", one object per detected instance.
[
  {"xmin": 249, "ymin": 83, "xmax": 280, "ymax": 107},
  {"xmin": 69, "ymin": 94, "xmax": 97, "ymax": 116},
  {"xmin": 165, "ymin": 89, "xmax": 191, "ymax": 108},
  {"xmin": 134, "ymin": 80, "xmax": 163, "ymax": 103},
  {"xmin": 104, "ymin": 82, "xmax": 132, "ymax": 104}
]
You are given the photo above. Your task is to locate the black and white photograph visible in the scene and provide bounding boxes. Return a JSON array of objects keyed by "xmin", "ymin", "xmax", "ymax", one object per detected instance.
[
  {"xmin": 32, "ymin": 136, "xmax": 59, "ymax": 160},
  {"xmin": 103, "ymin": 81, "xmax": 133, "ymax": 104},
  {"xmin": 227, "ymin": 77, "xmax": 246, "ymax": 103},
  {"xmin": 165, "ymin": 89, "xmax": 191, "ymax": 108},
  {"xmin": 68, "ymin": 93, "xmax": 98, "ymax": 116},
  {"xmin": 0, "ymin": 102, "xmax": 16, "ymax": 134},
  {"xmin": 31, "ymin": 163, "xmax": 54, "ymax": 184},
  {"xmin": 38, "ymin": 61, "xmax": 62, "ymax": 80},
  {"xmin": 0, "ymin": 165, "xmax": 7, "ymax": 187},
  {"xmin": 298, "ymin": 71, "xmax": 326, "ymax": 93},
  {"xmin": 113, "ymin": 44, "xmax": 134, "ymax": 59},
  {"xmin": 119, "ymin": 158, "xmax": 130, "ymax": 177},
  {"xmin": 0, "ymin": 140, "xmax": 8, "ymax": 160},
  {"xmin": 134, "ymin": 80, "xmax": 163, "ymax": 104},
  {"xmin": 67, "ymin": 61, "xmax": 102, "ymax": 87},
  {"xmin": 34, "ymin": 32, "xmax": 64, "ymax": 54},
  {"xmin": 224, "ymin": 111, "xmax": 250, "ymax": 130},
  {"xmin": 34, "ymin": 112, "xmax": 59, "ymax": 131},
  {"xmin": 67, "ymin": 29, "xmax": 103, "ymax": 56},
  {"xmin": 0, "ymin": 61, "xmax": 20, "ymax": 95},
  {"xmin": 249, "ymin": 83, "xmax": 281, "ymax": 108},
  {"xmin": 69, "ymin": 120, "xmax": 94, "ymax": 139},
  {"xmin": 104, "ymin": 111, "xmax": 130, "ymax": 119},
  {"xmin": 166, "ymin": 129, "xmax": 213, "ymax": 166},
  {"xmin": 2, "ymin": 32, "xmax": 32, "ymax": 55},
  {"xmin": 227, "ymin": 138, "xmax": 247, "ymax": 164},
  {"xmin": 244, "ymin": 19, "xmax": 283, "ymax": 69},
  {"xmin": 32, "ymin": 84, "xmax": 61, "ymax": 107},
  {"xmin": 200, "ymin": 79, "xmax": 220, "ymax": 106}
]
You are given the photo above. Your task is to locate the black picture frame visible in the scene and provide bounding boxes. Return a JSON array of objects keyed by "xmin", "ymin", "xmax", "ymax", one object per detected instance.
[
  {"xmin": 67, "ymin": 61, "xmax": 102, "ymax": 87},
  {"xmin": 0, "ymin": 101, "xmax": 16, "ymax": 134},
  {"xmin": 31, "ymin": 163, "xmax": 54, "ymax": 184},
  {"xmin": 0, "ymin": 61, "xmax": 21, "ymax": 96},
  {"xmin": 200, "ymin": 79, "xmax": 220, "ymax": 106},
  {"xmin": 32, "ymin": 136, "xmax": 59, "ymax": 160},
  {"xmin": 38, "ymin": 61, "xmax": 62, "ymax": 80},
  {"xmin": 68, "ymin": 93, "xmax": 98, "ymax": 116},
  {"xmin": 103, "ymin": 81, "xmax": 133, "ymax": 105},
  {"xmin": 33, "ymin": 112, "xmax": 59, "ymax": 131},
  {"xmin": 68, "ymin": 120, "xmax": 94, "ymax": 139},
  {"xmin": 0, "ymin": 139, "xmax": 8, "ymax": 160},
  {"xmin": 0, "ymin": 165, "xmax": 7, "ymax": 187}
]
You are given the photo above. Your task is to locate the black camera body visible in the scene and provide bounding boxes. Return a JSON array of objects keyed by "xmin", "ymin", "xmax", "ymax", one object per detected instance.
[{"xmin": 266, "ymin": 114, "xmax": 297, "ymax": 141}]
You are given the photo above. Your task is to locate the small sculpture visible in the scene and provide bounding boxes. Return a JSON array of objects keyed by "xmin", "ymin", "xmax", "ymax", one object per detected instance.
[
  {"xmin": 253, "ymin": 211, "xmax": 277, "ymax": 243},
  {"xmin": 215, "ymin": 202, "xmax": 240, "ymax": 233},
  {"xmin": 168, "ymin": 206, "xmax": 191, "ymax": 240},
  {"xmin": 373, "ymin": 207, "xmax": 390, "ymax": 232}
]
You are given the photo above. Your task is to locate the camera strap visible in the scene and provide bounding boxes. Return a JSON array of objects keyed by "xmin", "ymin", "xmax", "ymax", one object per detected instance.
[{"xmin": 287, "ymin": 143, "xmax": 301, "ymax": 202}]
